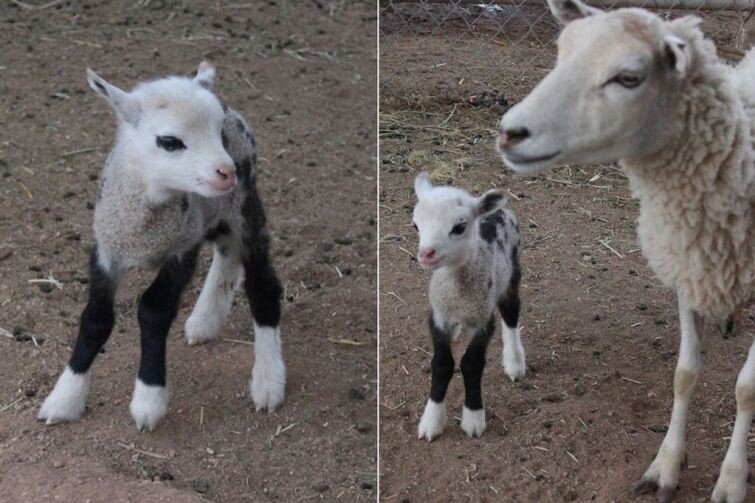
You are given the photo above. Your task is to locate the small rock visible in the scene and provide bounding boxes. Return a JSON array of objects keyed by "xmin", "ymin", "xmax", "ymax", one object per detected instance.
[
  {"xmin": 334, "ymin": 237, "xmax": 353, "ymax": 246},
  {"xmin": 360, "ymin": 481, "xmax": 373, "ymax": 490},
  {"xmin": 313, "ymin": 483, "xmax": 329, "ymax": 493},
  {"xmin": 24, "ymin": 388, "xmax": 36, "ymax": 397},
  {"xmin": 355, "ymin": 422, "xmax": 372, "ymax": 433},
  {"xmin": 191, "ymin": 479, "xmax": 210, "ymax": 494},
  {"xmin": 52, "ymin": 460, "xmax": 64, "ymax": 469}
]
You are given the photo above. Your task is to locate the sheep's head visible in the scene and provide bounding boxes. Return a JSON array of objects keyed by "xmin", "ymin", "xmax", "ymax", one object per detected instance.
[
  {"xmin": 497, "ymin": 0, "xmax": 700, "ymax": 174},
  {"xmin": 412, "ymin": 173, "xmax": 506, "ymax": 271},
  {"xmin": 87, "ymin": 62, "xmax": 237, "ymax": 200}
]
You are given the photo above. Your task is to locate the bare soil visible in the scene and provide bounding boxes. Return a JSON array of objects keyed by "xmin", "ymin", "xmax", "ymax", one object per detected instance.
[
  {"xmin": 379, "ymin": 6, "xmax": 754, "ymax": 503},
  {"xmin": 0, "ymin": 1, "xmax": 376, "ymax": 501}
]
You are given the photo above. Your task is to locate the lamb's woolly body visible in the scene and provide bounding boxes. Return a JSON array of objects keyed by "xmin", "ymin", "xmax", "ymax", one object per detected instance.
[
  {"xmin": 622, "ymin": 18, "xmax": 755, "ymax": 318},
  {"xmin": 430, "ymin": 209, "xmax": 519, "ymax": 331},
  {"xmin": 95, "ymin": 108, "xmax": 254, "ymax": 272}
]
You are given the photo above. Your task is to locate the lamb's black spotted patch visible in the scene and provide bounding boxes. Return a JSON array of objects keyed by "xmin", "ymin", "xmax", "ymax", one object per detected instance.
[
  {"xmin": 221, "ymin": 130, "xmax": 229, "ymax": 150},
  {"xmin": 236, "ymin": 156, "xmax": 252, "ymax": 185},
  {"xmin": 205, "ymin": 220, "xmax": 231, "ymax": 241},
  {"xmin": 197, "ymin": 80, "xmax": 211, "ymax": 90},
  {"xmin": 236, "ymin": 119, "xmax": 247, "ymax": 133},
  {"xmin": 180, "ymin": 195, "xmax": 189, "ymax": 213},
  {"xmin": 479, "ymin": 210, "xmax": 505, "ymax": 244}
]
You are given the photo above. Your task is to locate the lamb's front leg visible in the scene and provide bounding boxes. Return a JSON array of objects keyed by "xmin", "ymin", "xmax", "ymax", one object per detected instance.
[
  {"xmin": 418, "ymin": 312, "xmax": 454, "ymax": 442},
  {"xmin": 634, "ymin": 298, "xmax": 703, "ymax": 502},
  {"xmin": 39, "ymin": 248, "xmax": 118, "ymax": 424},
  {"xmin": 460, "ymin": 316, "xmax": 494, "ymax": 438},
  {"xmin": 711, "ymin": 338, "xmax": 755, "ymax": 503},
  {"xmin": 131, "ymin": 246, "xmax": 199, "ymax": 432}
]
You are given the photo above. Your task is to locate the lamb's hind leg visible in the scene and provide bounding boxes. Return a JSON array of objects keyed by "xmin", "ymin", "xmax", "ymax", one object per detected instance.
[
  {"xmin": 711, "ymin": 338, "xmax": 755, "ymax": 503},
  {"xmin": 499, "ymin": 255, "xmax": 525, "ymax": 381},
  {"xmin": 185, "ymin": 224, "xmax": 242, "ymax": 345},
  {"xmin": 130, "ymin": 246, "xmax": 199, "ymax": 432},
  {"xmin": 38, "ymin": 248, "xmax": 119, "ymax": 424},
  {"xmin": 460, "ymin": 316, "xmax": 494, "ymax": 438},
  {"xmin": 634, "ymin": 298, "xmax": 703, "ymax": 502},
  {"xmin": 241, "ymin": 186, "xmax": 285, "ymax": 411}
]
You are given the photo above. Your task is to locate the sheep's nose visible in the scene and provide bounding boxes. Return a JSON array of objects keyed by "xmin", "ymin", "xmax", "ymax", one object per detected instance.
[
  {"xmin": 499, "ymin": 127, "xmax": 530, "ymax": 150},
  {"xmin": 418, "ymin": 248, "xmax": 436, "ymax": 260},
  {"xmin": 215, "ymin": 165, "xmax": 236, "ymax": 182}
]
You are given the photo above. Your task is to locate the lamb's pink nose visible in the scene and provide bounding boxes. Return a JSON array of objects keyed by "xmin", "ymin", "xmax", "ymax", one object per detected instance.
[
  {"xmin": 418, "ymin": 248, "xmax": 436, "ymax": 261},
  {"xmin": 209, "ymin": 164, "xmax": 237, "ymax": 192}
]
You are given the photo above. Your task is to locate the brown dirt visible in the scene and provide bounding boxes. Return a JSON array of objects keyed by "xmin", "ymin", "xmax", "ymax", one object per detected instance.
[
  {"xmin": 379, "ymin": 7, "xmax": 754, "ymax": 503},
  {"xmin": 0, "ymin": 1, "xmax": 376, "ymax": 502}
]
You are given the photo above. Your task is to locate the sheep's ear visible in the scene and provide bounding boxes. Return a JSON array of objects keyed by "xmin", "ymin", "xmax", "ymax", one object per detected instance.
[
  {"xmin": 475, "ymin": 190, "xmax": 506, "ymax": 217},
  {"xmin": 86, "ymin": 68, "xmax": 140, "ymax": 125},
  {"xmin": 547, "ymin": 0, "xmax": 601, "ymax": 24},
  {"xmin": 662, "ymin": 35, "xmax": 690, "ymax": 76},
  {"xmin": 414, "ymin": 172, "xmax": 433, "ymax": 199},
  {"xmin": 194, "ymin": 61, "xmax": 215, "ymax": 89}
]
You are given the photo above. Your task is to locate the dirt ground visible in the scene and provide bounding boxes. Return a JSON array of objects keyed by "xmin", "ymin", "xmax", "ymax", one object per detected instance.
[
  {"xmin": 379, "ymin": 5, "xmax": 754, "ymax": 503},
  {"xmin": 0, "ymin": 1, "xmax": 376, "ymax": 502}
]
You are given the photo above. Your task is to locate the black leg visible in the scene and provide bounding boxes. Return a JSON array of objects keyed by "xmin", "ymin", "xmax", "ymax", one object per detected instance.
[
  {"xmin": 498, "ymin": 247, "xmax": 521, "ymax": 330},
  {"xmin": 240, "ymin": 185, "xmax": 282, "ymax": 328},
  {"xmin": 428, "ymin": 313, "xmax": 454, "ymax": 404},
  {"xmin": 136, "ymin": 246, "xmax": 199, "ymax": 387},
  {"xmin": 68, "ymin": 247, "xmax": 119, "ymax": 374},
  {"xmin": 460, "ymin": 316, "xmax": 494, "ymax": 411}
]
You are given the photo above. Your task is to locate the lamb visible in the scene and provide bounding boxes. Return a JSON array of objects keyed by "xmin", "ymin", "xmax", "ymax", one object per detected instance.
[
  {"xmin": 497, "ymin": 1, "xmax": 755, "ymax": 501},
  {"xmin": 412, "ymin": 173, "xmax": 525, "ymax": 441},
  {"xmin": 38, "ymin": 62, "xmax": 286, "ymax": 432}
]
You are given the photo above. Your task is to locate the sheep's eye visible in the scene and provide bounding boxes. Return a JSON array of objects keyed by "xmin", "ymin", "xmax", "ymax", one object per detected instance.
[
  {"xmin": 450, "ymin": 222, "xmax": 467, "ymax": 236},
  {"xmin": 412, "ymin": 223, "xmax": 418, "ymax": 231},
  {"xmin": 156, "ymin": 136, "xmax": 186, "ymax": 152},
  {"xmin": 612, "ymin": 72, "xmax": 644, "ymax": 89}
]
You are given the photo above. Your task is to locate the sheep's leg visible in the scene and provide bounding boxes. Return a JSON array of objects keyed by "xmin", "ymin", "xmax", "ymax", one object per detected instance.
[
  {"xmin": 460, "ymin": 316, "xmax": 494, "ymax": 438},
  {"xmin": 498, "ymin": 259, "xmax": 525, "ymax": 381},
  {"xmin": 634, "ymin": 299, "xmax": 703, "ymax": 502},
  {"xmin": 185, "ymin": 227, "xmax": 242, "ymax": 345},
  {"xmin": 38, "ymin": 248, "xmax": 119, "ymax": 424},
  {"xmin": 130, "ymin": 246, "xmax": 199, "ymax": 432},
  {"xmin": 711, "ymin": 338, "xmax": 755, "ymax": 503},
  {"xmin": 241, "ymin": 186, "xmax": 285, "ymax": 411},
  {"xmin": 418, "ymin": 312, "xmax": 454, "ymax": 442}
]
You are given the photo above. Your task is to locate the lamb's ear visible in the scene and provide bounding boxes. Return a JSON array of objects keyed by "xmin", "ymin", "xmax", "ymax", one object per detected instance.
[
  {"xmin": 194, "ymin": 61, "xmax": 215, "ymax": 89},
  {"xmin": 414, "ymin": 172, "xmax": 433, "ymax": 200},
  {"xmin": 662, "ymin": 35, "xmax": 690, "ymax": 76},
  {"xmin": 475, "ymin": 190, "xmax": 507, "ymax": 217},
  {"xmin": 86, "ymin": 68, "xmax": 140, "ymax": 125},
  {"xmin": 547, "ymin": 0, "xmax": 602, "ymax": 24}
]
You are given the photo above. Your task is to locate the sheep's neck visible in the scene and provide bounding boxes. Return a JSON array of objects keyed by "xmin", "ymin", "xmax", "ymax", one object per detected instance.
[{"xmin": 621, "ymin": 62, "xmax": 749, "ymax": 202}]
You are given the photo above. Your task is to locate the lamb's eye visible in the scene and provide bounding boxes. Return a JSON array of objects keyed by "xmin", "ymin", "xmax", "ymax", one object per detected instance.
[
  {"xmin": 156, "ymin": 136, "xmax": 186, "ymax": 152},
  {"xmin": 450, "ymin": 222, "xmax": 467, "ymax": 235},
  {"xmin": 612, "ymin": 72, "xmax": 644, "ymax": 89}
]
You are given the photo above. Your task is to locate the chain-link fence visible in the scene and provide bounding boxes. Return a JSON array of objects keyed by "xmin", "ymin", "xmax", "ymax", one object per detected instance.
[{"xmin": 380, "ymin": 0, "xmax": 752, "ymax": 105}]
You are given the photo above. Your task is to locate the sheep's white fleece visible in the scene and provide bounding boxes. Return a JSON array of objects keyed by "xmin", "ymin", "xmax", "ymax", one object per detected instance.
[{"xmin": 622, "ymin": 17, "xmax": 755, "ymax": 318}]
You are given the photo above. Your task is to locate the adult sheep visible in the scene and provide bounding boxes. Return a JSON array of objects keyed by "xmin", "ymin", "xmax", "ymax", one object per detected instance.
[{"xmin": 497, "ymin": 1, "xmax": 755, "ymax": 502}]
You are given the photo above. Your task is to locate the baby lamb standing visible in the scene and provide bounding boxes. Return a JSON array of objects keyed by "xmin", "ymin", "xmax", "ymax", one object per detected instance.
[
  {"xmin": 38, "ymin": 62, "xmax": 286, "ymax": 431},
  {"xmin": 412, "ymin": 173, "xmax": 525, "ymax": 441}
]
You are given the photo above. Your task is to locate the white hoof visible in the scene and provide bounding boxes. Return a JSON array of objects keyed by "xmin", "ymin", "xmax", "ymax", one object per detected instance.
[
  {"xmin": 38, "ymin": 367, "xmax": 89, "ymax": 425},
  {"xmin": 502, "ymin": 326, "xmax": 526, "ymax": 381},
  {"xmin": 250, "ymin": 324, "xmax": 285, "ymax": 411},
  {"xmin": 184, "ymin": 310, "xmax": 222, "ymax": 346},
  {"xmin": 460, "ymin": 406, "xmax": 486, "ymax": 438},
  {"xmin": 417, "ymin": 399, "xmax": 447, "ymax": 442},
  {"xmin": 129, "ymin": 379, "xmax": 169, "ymax": 432},
  {"xmin": 712, "ymin": 459, "xmax": 749, "ymax": 503}
]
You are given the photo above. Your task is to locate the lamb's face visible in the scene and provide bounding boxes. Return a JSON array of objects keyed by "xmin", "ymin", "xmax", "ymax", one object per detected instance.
[
  {"xmin": 87, "ymin": 62, "xmax": 237, "ymax": 199},
  {"xmin": 412, "ymin": 173, "xmax": 506, "ymax": 271},
  {"xmin": 497, "ymin": 0, "xmax": 690, "ymax": 174}
]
